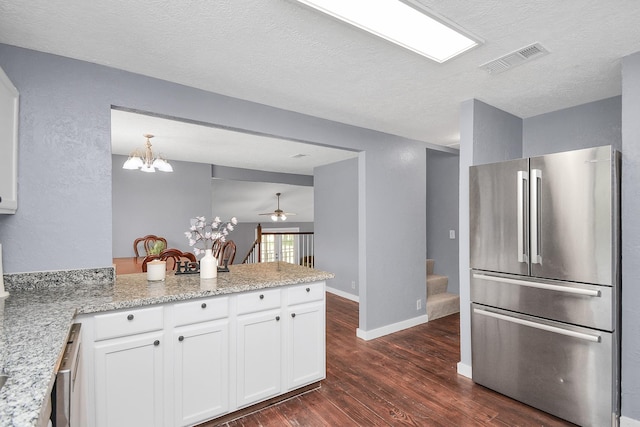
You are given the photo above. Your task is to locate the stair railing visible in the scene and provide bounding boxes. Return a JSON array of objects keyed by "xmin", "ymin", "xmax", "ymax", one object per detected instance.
[{"xmin": 241, "ymin": 224, "xmax": 315, "ymax": 268}]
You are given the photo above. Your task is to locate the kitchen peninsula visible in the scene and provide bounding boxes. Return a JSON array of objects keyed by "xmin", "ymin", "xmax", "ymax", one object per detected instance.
[{"xmin": 0, "ymin": 262, "xmax": 333, "ymax": 427}]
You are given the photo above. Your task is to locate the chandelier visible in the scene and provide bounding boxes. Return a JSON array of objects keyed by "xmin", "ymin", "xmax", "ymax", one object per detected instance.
[{"xmin": 122, "ymin": 134, "xmax": 173, "ymax": 173}]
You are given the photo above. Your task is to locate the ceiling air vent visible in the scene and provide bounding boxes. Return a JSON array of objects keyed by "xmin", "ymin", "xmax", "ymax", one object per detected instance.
[
  {"xmin": 480, "ymin": 43, "xmax": 549, "ymax": 74},
  {"xmin": 291, "ymin": 154, "xmax": 308, "ymax": 159}
]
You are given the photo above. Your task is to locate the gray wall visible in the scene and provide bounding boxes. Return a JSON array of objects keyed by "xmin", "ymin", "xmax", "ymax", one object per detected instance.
[
  {"xmin": 314, "ymin": 157, "xmax": 358, "ymax": 297},
  {"xmin": 523, "ymin": 96, "xmax": 622, "ymax": 157},
  {"xmin": 458, "ymin": 99, "xmax": 523, "ymax": 372},
  {"xmin": 426, "ymin": 149, "xmax": 459, "ymax": 294},
  {"xmin": 0, "ymin": 44, "xmax": 426, "ymax": 336},
  {"xmin": 621, "ymin": 52, "xmax": 640, "ymax": 422},
  {"xmin": 211, "ymin": 165, "xmax": 313, "ymax": 187},
  {"xmin": 112, "ymin": 154, "xmax": 212, "ymax": 257}
]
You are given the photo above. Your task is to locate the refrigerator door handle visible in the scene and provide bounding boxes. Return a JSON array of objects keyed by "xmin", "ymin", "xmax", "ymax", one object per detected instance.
[
  {"xmin": 472, "ymin": 273, "xmax": 602, "ymax": 297},
  {"xmin": 530, "ymin": 169, "xmax": 542, "ymax": 264},
  {"xmin": 517, "ymin": 171, "xmax": 529, "ymax": 263},
  {"xmin": 473, "ymin": 307, "xmax": 602, "ymax": 343}
]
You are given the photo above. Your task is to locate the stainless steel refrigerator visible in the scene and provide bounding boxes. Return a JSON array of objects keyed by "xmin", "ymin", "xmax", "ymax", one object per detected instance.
[{"xmin": 469, "ymin": 145, "xmax": 620, "ymax": 427}]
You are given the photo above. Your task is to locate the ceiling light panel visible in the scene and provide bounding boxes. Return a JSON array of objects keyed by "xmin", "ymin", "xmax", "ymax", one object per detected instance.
[{"xmin": 293, "ymin": 0, "xmax": 479, "ymax": 63}]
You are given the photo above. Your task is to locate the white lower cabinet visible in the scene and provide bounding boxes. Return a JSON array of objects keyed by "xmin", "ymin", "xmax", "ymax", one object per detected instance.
[
  {"xmin": 173, "ymin": 298, "xmax": 230, "ymax": 426},
  {"xmin": 236, "ymin": 308, "xmax": 282, "ymax": 407},
  {"xmin": 79, "ymin": 282, "xmax": 325, "ymax": 427},
  {"xmin": 94, "ymin": 331, "xmax": 165, "ymax": 427},
  {"xmin": 286, "ymin": 301, "xmax": 325, "ymax": 389}
]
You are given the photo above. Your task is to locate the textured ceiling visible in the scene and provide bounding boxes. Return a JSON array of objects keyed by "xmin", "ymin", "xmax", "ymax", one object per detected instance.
[{"xmin": 2, "ymin": 0, "xmax": 640, "ymax": 148}]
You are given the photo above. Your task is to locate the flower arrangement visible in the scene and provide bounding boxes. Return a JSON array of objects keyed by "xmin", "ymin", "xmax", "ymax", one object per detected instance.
[{"xmin": 185, "ymin": 216, "xmax": 238, "ymax": 256}]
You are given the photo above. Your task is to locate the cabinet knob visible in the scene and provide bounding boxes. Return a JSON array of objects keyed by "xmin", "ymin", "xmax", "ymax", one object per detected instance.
[
  {"xmin": 259, "ymin": 294, "xmax": 264, "ymax": 300},
  {"xmin": 127, "ymin": 314, "xmax": 134, "ymax": 321},
  {"xmin": 291, "ymin": 313, "xmax": 296, "ymax": 318},
  {"xmin": 306, "ymin": 288, "xmax": 310, "ymax": 292},
  {"xmin": 201, "ymin": 302, "xmax": 207, "ymax": 309},
  {"xmin": 154, "ymin": 340, "xmax": 160, "ymax": 346},
  {"xmin": 275, "ymin": 316, "xmax": 280, "ymax": 321},
  {"xmin": 178, "ymin": 336, "xmax": 184, "ymax": 342}
]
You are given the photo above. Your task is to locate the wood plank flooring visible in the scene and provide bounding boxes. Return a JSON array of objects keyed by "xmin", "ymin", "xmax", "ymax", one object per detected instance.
[{"xmin": 202, "ymin": 293, "xmax": 575, "ymax": 426}]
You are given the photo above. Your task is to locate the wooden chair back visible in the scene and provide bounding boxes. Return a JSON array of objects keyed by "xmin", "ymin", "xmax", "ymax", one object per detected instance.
[
  {"xmin": 142, "ymin": 248, "xmax": 196, "ymax": 272},
  {"xmin": 134, "ymin": 235, "xmax": 168, "ymax": 258},
  {"xmin": 212, "ymin": 239, "xmax": 223, "ymax": 258},
  {"xmin": 218, "ymin": 240, "xmax": 236, "ymax": 266}
]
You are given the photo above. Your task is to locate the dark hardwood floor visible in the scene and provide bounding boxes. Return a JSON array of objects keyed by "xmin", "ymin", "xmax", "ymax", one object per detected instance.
[{"xmin": 204, "ymin": 292, "xmax": 574, "ymax": 426}]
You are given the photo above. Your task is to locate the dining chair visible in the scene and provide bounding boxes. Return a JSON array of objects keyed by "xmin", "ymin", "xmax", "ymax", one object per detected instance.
[
  {"xmin": 142, "ymin": 248, "xmax": 196, "ymax": 272},
  {"xmin": 212, "ymin": 239, "xmax": 223, "ymax": 259},
  {"xmin": 218, "ymin": 240, "xmax": 236, "ymax": 267},
  {"xmin": 134, "ymin": 235, "xmax": 168, "ymax": 257}
]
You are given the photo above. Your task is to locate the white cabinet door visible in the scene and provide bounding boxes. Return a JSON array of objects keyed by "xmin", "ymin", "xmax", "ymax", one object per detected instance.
[
  {"xmin": 236, "ymin": 309, "xmax": 282, "ymax": 408},
  {"xmin": 0, "ymin": 66, "xmax": 18, "ymax": 214},
  {"xmin": 173, "ymin": 320, "xmax": 229, "ymax": 426},
  {"xmin": 94, "ymin": 331, "xmax": 164, "ymax": 427},
  {"xmin": 286, "ymin": 301, "xmax": 326, "ymax": 389}
]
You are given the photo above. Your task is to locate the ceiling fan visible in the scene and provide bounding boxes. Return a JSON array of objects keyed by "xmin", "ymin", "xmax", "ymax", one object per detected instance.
[{"xmin": 259, "ymin": 193, "xmax": 296, "ymax": 222}]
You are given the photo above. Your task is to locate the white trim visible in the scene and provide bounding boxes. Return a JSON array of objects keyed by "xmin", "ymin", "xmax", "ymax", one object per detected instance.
[
  {"xmin": 621, "ymin": 416, "xmax": 640, "ymax": 427},
  {"xmin": 356, "ymin": 314, "xmax": 428, "ymax": 341},
  {"xmin": 456, "ymin": 362, "xmax": 472, "ymax": 379},
  {"xmin": 326, "ymin": 286, "xmax": 359, "ymax": 302}
]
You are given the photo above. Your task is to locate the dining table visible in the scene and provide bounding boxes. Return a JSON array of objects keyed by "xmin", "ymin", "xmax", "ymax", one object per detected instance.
[{"xmin": 112, "ymin": 256, "xmax": 145, "ymax": 275}]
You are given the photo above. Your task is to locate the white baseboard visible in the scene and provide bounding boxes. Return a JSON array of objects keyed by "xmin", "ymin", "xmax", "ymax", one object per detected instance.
[
  {"xmin": 457, "ymin": 362, "xmax": 472, "ymax": 379},
  {"xmin": 326, "ymin": 286, "xmax": 359, "ymax": 303},
  {"xmin": 621, "ymin": 415, "xmax": 640, "ymax": 427},
  {"xmin": 356, "ymin": 314, "xmax": 428, "ymax": 341}
]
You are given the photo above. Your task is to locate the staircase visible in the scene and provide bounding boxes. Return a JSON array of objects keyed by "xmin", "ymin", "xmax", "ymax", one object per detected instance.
[{"xmin": 426, "ymin": 259, "xmax": 460, "ymax": 321}]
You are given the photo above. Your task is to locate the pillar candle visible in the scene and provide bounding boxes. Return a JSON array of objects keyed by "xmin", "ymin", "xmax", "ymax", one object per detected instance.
[{"xmin": 147, "ymin": 260, "xmax": 167, "ymax": 281}]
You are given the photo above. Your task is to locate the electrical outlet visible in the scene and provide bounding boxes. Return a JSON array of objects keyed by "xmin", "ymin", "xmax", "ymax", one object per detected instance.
[
  {"xmin": 351, "ymin": 281, "xmax": 356, "ymax": 289},
  {"xmin": 416, "ymin": 299, "xmax": 422, "ymax": 310},
  {"xmin": 449, "ymin": 229, "xmax": 456, "ymax": 239}
]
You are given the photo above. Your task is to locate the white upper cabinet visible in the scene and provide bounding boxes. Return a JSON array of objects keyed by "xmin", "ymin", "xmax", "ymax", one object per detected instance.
[{"xmin": 0, "ymin": 66, "xmax": 18, "ymax": 214}]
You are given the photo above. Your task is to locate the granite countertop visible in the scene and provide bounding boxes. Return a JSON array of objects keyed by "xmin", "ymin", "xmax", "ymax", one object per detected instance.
[{"xmin": 0, "ymin": 262, "xmax": 333, "ymax": 427}]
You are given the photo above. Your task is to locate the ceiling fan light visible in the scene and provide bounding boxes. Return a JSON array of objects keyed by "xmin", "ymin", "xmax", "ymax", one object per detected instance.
[
  {"xmin": 271, "ymin": 214, "xmax": 278, "ymax": 222},
  {"xmin": 281, "ymin": 214, "xmax": 287, "ymax": 221}
]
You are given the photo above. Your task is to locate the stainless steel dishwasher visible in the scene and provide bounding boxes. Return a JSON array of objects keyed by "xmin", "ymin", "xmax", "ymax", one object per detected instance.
[{"xmin": 51, "ymin": 323, "xmax": 83, "ymax": 427}]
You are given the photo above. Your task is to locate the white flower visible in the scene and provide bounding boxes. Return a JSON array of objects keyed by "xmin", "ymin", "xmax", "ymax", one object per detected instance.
[{"xmin": 186, "ymin": 215, "xmax": 237, "ymax": 257}]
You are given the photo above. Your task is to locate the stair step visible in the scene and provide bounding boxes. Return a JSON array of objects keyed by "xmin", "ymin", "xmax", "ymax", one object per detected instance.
[
  {"xmin": 427, "ymin": 292, "xmax": 460, "ymax": 321},
  {"xmin": 427, "ymin": 274, "xmax": 448, "ymax": 296},
  {"xmin": 426, "ymin": 259, "xmax": 435, "ymax": 276}
]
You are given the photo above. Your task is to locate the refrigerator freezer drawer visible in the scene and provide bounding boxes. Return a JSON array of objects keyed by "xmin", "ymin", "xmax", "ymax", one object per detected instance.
[
  {"xmin": 471, "ymin": 271, "xmax": 614, "ymax": 331},
  {"xmin": 472, "ymin": 304, "xmax": 617, "ymax": 427}
]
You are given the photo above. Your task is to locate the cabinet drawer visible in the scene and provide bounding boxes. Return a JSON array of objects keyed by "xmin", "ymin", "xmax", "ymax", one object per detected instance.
[
  {"xmin": 288, "ymin": 282, "xmax": 324, "ymax": 305},
  {"xmin": 174, "ymin": 297, "xmax": 229, "ymax": 327},
  {"xmin": 237, "ymin": 288, "xmax": 281, "ymax": 315},
  {"xmin": 94, "ymin": 306, "xmax": 164, "ymax": 341}
]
